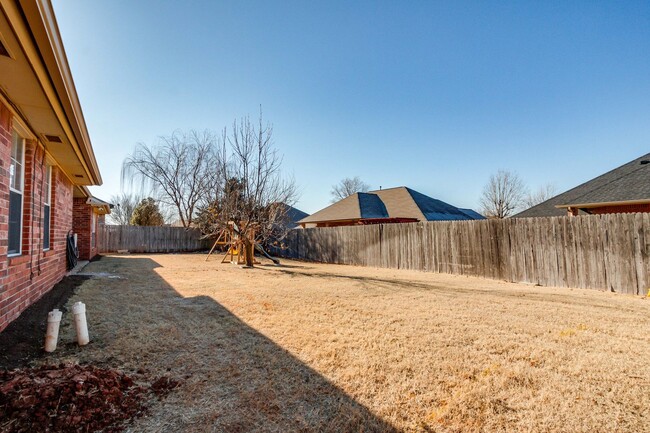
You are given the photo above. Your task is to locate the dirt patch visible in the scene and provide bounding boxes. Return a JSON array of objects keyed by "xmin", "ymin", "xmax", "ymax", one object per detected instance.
[
  {"xmin": 0, "ymin": 275, "xmax": 89, "ymax": 370},
  {"xmin": 89, "ymin": 254, "xmax": 103, "ymax": 263},
  {"xmin": 0, "ymin": 363, "xmax": 179, "ymax": 432},
  {"xmin": 150, "ymin": 376, "xmax": 180, "ymax": 398}
]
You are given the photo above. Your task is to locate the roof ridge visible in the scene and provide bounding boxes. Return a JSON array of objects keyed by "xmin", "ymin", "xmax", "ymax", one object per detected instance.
[{"xmin": 368, "ymin": 186, "xmax": 406, "ymax": 193}]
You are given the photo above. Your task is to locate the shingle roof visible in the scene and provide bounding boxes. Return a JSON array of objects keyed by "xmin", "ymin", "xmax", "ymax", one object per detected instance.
[
  {"xmin": 358, "ymin": 193, "xmax": 389, "ymax": 218},
  {"xmin": 299, "ymin": 187, "xmax": 481, "ymax": 224},
  {"xmin": 402, "ymin": 188, "xmax": 473, "ymax": 221},
  {"xmin": 284, "ymin": 204, "xmax": 309, "ymax": 224},
  {"xmin": 298, "ymin": 193, "xmax": 365, "ymax": 224},
  {"xmin": 515, "ymin": 152, "xmax": 650, "ymax": 218},
  {"xmin": 273, "ymin": 203, "xmax": 309, "ymax": 228},
  {"xmin": 458, "ymin": 208, "xmax": 486, "ymax": 220}
]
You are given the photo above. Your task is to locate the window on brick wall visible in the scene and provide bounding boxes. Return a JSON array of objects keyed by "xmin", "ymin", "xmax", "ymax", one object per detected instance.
[
  {"xmin": 9, "ymin": 130, "xmax": 25, "ymax": 256},
  {"xmin": 43, "ymin": 165, "xmax": 52, "ymax": 250},
  {"xmin": 91, "ymin": 211, "xmax": 96, "ymax": 248}
]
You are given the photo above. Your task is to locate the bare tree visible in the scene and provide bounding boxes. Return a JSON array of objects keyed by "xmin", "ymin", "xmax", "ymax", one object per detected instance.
[
  {"xmin": 331, "ymin": 176, "xmax": 370, "ymax": 202},
  {"xmin": 480, "ymin": 170, "xmax": 527, "ymax": 218},
  {"xmin": 121, "ymin": 130, "xmax": 217, "ymax": 228},
  {"xmin": 198, "ymin": 112, "xmax": 297, "ymax": 267},
  {"xmin": 108, "ymin": 192, "xmax": 142, "ymax": 225},
  {"xmin": 523, "ymin": 183, "xmax": 557, "ymax": 208}
]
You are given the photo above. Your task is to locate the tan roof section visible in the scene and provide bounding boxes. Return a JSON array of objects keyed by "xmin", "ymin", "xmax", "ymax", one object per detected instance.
[
  {"xmin": 299, "ymin": 193, "xmax": 362, "ymax": 224},
  {"xmin": 299, "ymin": 186, "xmax": 478, "ymax": 225},
  {"xmin": 371, "ymin": 187, "xmax": 426, "ymax": 220},
  {"xmin": 300, "ymin": 187, "xmax": 430, "ymax": 224}
]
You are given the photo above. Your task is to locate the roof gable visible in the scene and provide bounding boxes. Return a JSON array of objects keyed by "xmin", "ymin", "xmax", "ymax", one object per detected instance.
[{"xmin": 372, "ymin": 187, "xmax": 425, "ymax": 220}]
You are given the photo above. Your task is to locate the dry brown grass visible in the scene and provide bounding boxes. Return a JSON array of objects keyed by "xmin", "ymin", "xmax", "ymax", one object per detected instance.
[{"xmin": 46, "ymin": 254, "xmax": 650, "ymax": 432}]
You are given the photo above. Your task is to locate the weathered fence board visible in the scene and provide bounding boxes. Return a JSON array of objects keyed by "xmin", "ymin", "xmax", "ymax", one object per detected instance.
[
  {"xmin": 272, "ymin": 214, "xmax": 649, "ymax": 295},
  {"xmin": 99, "ymin": 225, "xmax": 210, "ymax": 253}
]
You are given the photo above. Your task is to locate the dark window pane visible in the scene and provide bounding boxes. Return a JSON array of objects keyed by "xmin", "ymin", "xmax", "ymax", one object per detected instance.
[
  {"xmin": 9, "ymin": 190, "xmax": 22, "ymax": 254},
  {"xmin": 43, "ymin": 204, "xmax": 50, "ymax": 250}
]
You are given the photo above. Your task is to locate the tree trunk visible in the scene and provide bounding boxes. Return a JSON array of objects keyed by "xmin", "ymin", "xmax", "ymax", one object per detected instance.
[{"xmin": 243, "ymin": 237, "xmax": 255, "ymax": 267}]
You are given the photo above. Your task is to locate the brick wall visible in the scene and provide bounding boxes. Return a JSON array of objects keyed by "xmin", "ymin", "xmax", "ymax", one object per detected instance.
[
  {"xmin": 0, "ymin": 101, "xmax": 74, "ymax": 332},
  {"xmin": 72, "ymin": 198, "xmax": 99, "ymax": 261},
  {"xmin": 588, "ymin": 203, "xmax": 650, "ymax": 215},
  {"xmin": 0, "ymin": 103, "xmax": 12, "ymax": 279},
  {"xmin": 73, "ymin": 197, "xmax": 90, "ymax": 260}
]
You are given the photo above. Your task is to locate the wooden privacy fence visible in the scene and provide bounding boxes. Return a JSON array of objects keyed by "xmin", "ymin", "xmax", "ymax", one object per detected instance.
[
  {"xmin": 99, "ymin": 225, "xmax": 210, "ymax": 253},
  {"xmin": 271, "ymin": 213, "xmax": 650, "ymax": 295}
]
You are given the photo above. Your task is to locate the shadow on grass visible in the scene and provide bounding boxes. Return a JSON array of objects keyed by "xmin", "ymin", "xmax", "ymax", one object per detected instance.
[
  {"xmin": 265, "ymin": 266, "xmax": 632, "ymax": 311},
  {"xmin": 72, "ymin": 256, "xmax": 400, "ymax": 433}
]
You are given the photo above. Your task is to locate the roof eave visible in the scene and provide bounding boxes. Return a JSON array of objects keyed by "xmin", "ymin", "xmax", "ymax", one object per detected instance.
[
  {"xmin": 555, "ymin": 198, "xmax": 650, "ymax": 209},
  {"xmin": 18, "ymin": 0, "xmax": 102, "ymax": 185},
  {"xmin": 300, "ymin": 218, "xmax": 362, "ymax": 225}
]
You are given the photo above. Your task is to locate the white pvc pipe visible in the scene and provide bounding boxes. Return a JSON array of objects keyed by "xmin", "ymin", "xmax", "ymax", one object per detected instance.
[
  {"xmin": 44, "ymin": 309, "xmax": 62, "ymax": 352},
  {"xmin": 72, "ymin": 301, "xmax": 90, "ymax": 346}
]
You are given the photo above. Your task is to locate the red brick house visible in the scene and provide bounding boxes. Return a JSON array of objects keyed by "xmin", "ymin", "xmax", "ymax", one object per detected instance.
[
  {"xmin": 0, "ymin": 0, "xmax": 103, "ymax": 331},
  {"xmin": 73, "ymin": 194, "xmax": 111, "ymax": 261}
]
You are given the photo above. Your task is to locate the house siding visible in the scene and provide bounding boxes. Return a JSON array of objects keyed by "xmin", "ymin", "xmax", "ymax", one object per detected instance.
[{"xmin": 0, "ymin": 100, "xmax": 74, "ymax": 332}]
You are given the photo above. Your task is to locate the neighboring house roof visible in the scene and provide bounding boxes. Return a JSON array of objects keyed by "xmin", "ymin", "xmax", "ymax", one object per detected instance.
[
  {"xmin": 515, "ymin": 152, "xmax": 650, "ymax": 218},
  {"xmin": 299, "ymin": 193, "xmax": 364, "ymax": 224},
  {"xmin": 284, "ymin": 205, "xmax": 309, "ymax": 224},
  {"xmin": 0, "ymin": 0, "xmax": 101, "ymax": 185},
  {"xmin": 299, "ymin": 186, "xmax": 481, "ymax": 225},
  {"xmin": 275, "ymin": 203, "xmax": 309, "ymax": 228},
  {"xmin": 358, "ymin": 193, "xmax": 389, "ymax": 218},
  {"xmin": 458, "ymin": 208, "xmax": 486, "ymax": 220}
]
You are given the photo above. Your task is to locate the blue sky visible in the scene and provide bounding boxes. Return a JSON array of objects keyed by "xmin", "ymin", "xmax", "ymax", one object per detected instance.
[{"xmin": 53, "ymin": 0, "xmax": 650, "ymax": 214}]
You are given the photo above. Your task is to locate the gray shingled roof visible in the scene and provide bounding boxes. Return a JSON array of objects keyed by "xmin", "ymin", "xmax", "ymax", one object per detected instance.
[
  {"xmin": 515, "ymin": 152, "xmax": 650, "ymax": 218},
  {"xmin": 403, "ymin": 188, "xmax": 476, "ymax": 221},
  {"xmin": 299, "ymin": 187, "xmax": 482, "ymax": 224},
  {"xmin": 358, "ymin": 193, "xmax": 389, "ymax": 218},
  {"xmin": 274, "ymin": 203, "xmax": 309, "ymax": 228},
  {"xmin": 284, "ymin": 205, "xmax": 308, "ymax": 222}
]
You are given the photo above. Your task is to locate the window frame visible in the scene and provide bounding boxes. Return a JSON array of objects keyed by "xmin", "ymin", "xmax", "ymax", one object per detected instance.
[
  {"xmin": 43, "ymin": 165, "xmax": 52, "ymax": 251},
  {"xmin": 91, "ymin": 211, "xmax": 97, "ymax": 248},
  {"xmin": 8, "ymin": 130, "xmax": 25, "ymax": 257}
]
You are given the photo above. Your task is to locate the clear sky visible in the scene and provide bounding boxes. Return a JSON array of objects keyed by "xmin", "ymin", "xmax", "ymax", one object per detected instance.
[{"xmin": 52, "ymin": 0, "xmax": 650, "ymax": 214}]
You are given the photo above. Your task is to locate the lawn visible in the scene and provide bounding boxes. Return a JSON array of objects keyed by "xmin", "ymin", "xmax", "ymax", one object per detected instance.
[{"xmin": 45, "ymin": 254, "xmax": 649, "ymax": 432}]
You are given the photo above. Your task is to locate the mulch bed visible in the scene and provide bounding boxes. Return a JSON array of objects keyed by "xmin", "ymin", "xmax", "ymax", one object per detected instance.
[{"xmin": 0, "ymin": 364, "xmax": 180, "ymax": 432}]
